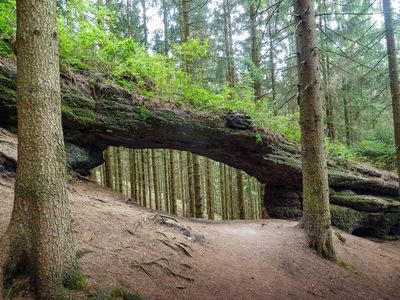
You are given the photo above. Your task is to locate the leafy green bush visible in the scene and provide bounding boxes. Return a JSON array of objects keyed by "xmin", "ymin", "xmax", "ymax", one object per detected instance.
[{"xmin": 0, "ymin": 0, "xmax": 16, "ymax": 56}]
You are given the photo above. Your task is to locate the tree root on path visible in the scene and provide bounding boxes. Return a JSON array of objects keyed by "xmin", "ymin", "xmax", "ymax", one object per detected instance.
[{"xmin": 131, "ymin": 258, "xmax": 194, "ymax": 282}]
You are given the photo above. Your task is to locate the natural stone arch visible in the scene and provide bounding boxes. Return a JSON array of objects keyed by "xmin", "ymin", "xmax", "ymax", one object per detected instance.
[{"xmin": 1, "ymin": 59, "xmax": 399, "ymax": 238}]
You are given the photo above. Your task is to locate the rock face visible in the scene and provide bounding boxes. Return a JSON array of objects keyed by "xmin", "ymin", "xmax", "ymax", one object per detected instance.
[{"xmin": 0, "ymin": 58, "xmax": 399, "ymax": 239}]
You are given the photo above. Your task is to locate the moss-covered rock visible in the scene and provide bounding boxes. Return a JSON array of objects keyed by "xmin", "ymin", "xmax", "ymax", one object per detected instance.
[
  {"xmin": 330, "ymin": 205, "xmax": 364, "ymax": 233},
  {"xmin": 330, "ymin": 194, "xmax": 400, "ymax": 213}
]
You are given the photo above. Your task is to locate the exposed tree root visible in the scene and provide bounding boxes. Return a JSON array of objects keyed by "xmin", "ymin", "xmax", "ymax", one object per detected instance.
[{"xmin": 131, "ymin": 257, "xmax": 194, "ymax": 282}]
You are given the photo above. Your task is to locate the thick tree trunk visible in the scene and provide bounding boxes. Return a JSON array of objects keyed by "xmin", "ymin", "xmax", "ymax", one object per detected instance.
[
  {"xmin": 293, "ymin": 0, "xmax": 336, "ymax": 260},
  {"xmin": 0, "ymin": 0, "xmax": 81, "ymax": 297},
  {"xmin": 383, "ymin": 0, "xmax": 400, "ymax": 195}
]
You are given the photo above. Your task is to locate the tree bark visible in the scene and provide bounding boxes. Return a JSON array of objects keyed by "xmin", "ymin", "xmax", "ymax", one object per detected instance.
[
  {"xmin": 383, "ymin": 0, "xmax": 400, "ymax": 195},
  {"xmin": 236, "ymin": 169, "xmax": 245, "ymax": 219},
  {"xmin": 206, "ymin": 158, "xmax": 215, "ymax": 220},
  {"xmin": 223, "ymin": 0, "xmax": 236, "ymax": 87},
  {"xmin": 104, "ymin": 147, "xmax": 114, "ymax": 189},
  {"xmin": 293, "ymin": 0, "xmax": 336, "ymax": 260},
  {"xmin": 193, "ymin": 154, "xmax": 202, "ymax": 218},
  {"xmin": 169, "ymin": 150, "xmax": 177, "ymax": 214},
  {"xmin": 249, "ymin": 0, "xmax": 262, "ymax": 101},
  {"xmin": 151, "ymin": 149, "xmax": 161, "ymax": 210},
  {"xmin": 0, "ymin": 0, "xmax": 81, "ymax": 297}
]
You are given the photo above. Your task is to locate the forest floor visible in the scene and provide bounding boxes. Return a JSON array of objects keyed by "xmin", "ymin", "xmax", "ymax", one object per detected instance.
[{"xmin": 1, "ymin": 175, "xmax": 400, "ymax": 299}]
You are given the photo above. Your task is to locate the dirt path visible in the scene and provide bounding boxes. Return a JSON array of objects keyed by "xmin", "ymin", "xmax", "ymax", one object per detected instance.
[{"xmin": 1, "ymin": 176, "xmax": 399, "ymax": 299}]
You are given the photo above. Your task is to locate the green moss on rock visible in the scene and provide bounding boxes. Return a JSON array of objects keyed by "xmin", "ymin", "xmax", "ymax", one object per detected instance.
[{"xmin": 330, "ymin": 204, "xmax": 364, "ymax": 233}]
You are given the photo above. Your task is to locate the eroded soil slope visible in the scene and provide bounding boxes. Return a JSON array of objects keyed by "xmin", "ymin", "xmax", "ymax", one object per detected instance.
[{"xmin": 0, "ymin": 175, "xmax": 400, "ymax": 299}]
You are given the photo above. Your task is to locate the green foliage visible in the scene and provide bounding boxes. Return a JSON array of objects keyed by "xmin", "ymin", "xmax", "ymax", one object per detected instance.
[
  {"xmin": 138, "ymin": 106, "xmax": 151, "ymax": 122},
  {"xmin": 352, "ymin": 139, "xmax": 395, "ymax": 169},
  {"xmin": 0, "ymin": 0, "xmax": 16, "ymax": 56},
  {"xmin": 326, "ymin": 140, "xmax": 355, "ymax": 164},
  {"xmin": 63, "ymin": 272, "xmax": 88, "ymax": 291}
]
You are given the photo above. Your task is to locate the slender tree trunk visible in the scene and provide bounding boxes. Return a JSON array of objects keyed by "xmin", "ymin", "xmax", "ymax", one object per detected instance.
[
  {"xmin": 249, "ymin": 0, "xmax": 262, "ymax": 101},
  {"xmin": 0, "ymin": 0, "xmax": 82, "ymax": 296},
  {"xmin": 205, "ymin": 159, "xmax": 215, "ymax": 220},
  {"xmin": 293, "ymin": 0, "xmax": 336, "ymax": 260},
  {"xmin": 141, "ymin": 0, "xmax": 148, "ymax": 46},
  {"xmin": 169, "ymin": 150, "xmax": 177, "ymax": 214},
  {"xmin": 117, "ymin": 147, "xmax": 124, "ymax": 194},
  {"xmin": 187, "ymin": 152, "xmax": 195, "ymax": 217},
  {"xmin": 151, "ymin": 150, "xmax": 160, "ymax": 210},
  {"xmin": 130, "ymin": 150, "xmax": 137, "ymax": 200},
  {"xmin": 342, "ymin": 82, "xmax": 352, "ymax": 146},
  {"xmin": 383, "ymin": 0, "xmax": 400, "ymax": 195},
  {"xmin": 162, "ymin": 0, "xmax": 169, "ymax": 55},
  {"xmin": 219, "ymin": 163, "xmax": 227, "ymax": 220},
  {"xmin": 269, "ymin": 23, "xmax": 277, "ymax": 115},
  {"xmin": 223, "ymin": 0, "xmax": 236, "ymax": 87},
  {"xmin": 140, "ymin": 149, "xmax": 146, "ymax": 206},
  {"xmin": 104, "ymin": 148, "xmax": 114, "ymax": 188},
  {"xmin": 193, "ymin": 154, "xmax": 202, "ymax": 218},
  {"xmin": 236, "ymin": 170, "xmax": 245, "ymax": 219},
  {"xmin": 163, "ymin": 150, "xmax": 170, "ymax": 212}
]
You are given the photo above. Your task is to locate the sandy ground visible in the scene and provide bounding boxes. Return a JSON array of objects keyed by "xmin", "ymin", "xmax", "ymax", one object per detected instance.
[{"xmin": 1, "ymin": 175, "xmax": 400, "ymax": 300}]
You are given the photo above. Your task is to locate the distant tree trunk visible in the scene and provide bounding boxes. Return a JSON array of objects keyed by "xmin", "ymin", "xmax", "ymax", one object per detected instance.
[
  {"xmin": 104, "ymin": 148, "xmax": 114, "ymax": 188},
  {"xmin": 130, "ymin": 150, "xmax": 137, "ymax": 200},
  {"xmin": 223, "ymin": 0, "xmax": 236, "ymax": 87},
  {"xmin": 127, "ymin": 0, "xmax": 132, "ymax": 38},
  {"xmin": 228, "ymin": 167, "xmax": 235, "ymax": 218},
  {"xmin": 163, "ymin": 150, "xmax": 170, "ymax": 211},
  {"xmin": 141, "ymin": 0, "xmax": 148, "ymax": 46},
  {"xmin": 162, "ymin": 0, "xmax": 169, "ymax": 55},
  {"xmin": 205, "ymin": 159, "xmax": 215, "ymax": 220},
  {"xmin": 383, "ymin": 0, "xmax": 400, "ymax": 194},
  {"xmin": 140, "ymin": 149, "xmax": 146, "ymax": 206},
  {"xmin": 293, "ymin": 0, "xmax": 336, "ymax": 260},
  {"xmin": 117, "ymin": 147, "xmax": 124, "ymax": 194},
  {"xmin": 193, "ymin": 154, "xmax": 202, "ymax": 218},
  {"xmin": 169, "ymin": 150, "xmax": 177, "ymax": 214},
  {"xmin": 186, "ymin": 152, "xmax": 194, "ymax": 217},
  {"xmin": 178, "ymin": 152, "xmax": 186, "ymax": 216},
  {"xmin": 342, "ymin": 82, "xmax": 352, "ymax": 146},
  {"xmin": 249, "ymin": 0, "xmax": 262, "ymax": 101},
  {"xmin": 236, "ymin": 170, "xmax": 245, "ymax": 219},
  {"xmin": 0, "ymin": 0, "xmax": 81, "ymax": 296},
  {"xmin": 247, "ymin": 176, "xmax": 254, "ymax": 219},
  {"xmin": 219, "ymin": 163, "xmax": 227, "ymax": 220},
  {"xmin": 180, "ymin": 0, "xmax": 190, "ymax": 42},
  {"xmin": 151, "ymin": 150, "xmax": 161, "ymax": 210},
  {"xmin": 146, "ymin": 150, "xmax": 152, "ymax": 208},
  {"xmin": 268, "ymin": 23, "xmax": 277, "ymax": 115}
]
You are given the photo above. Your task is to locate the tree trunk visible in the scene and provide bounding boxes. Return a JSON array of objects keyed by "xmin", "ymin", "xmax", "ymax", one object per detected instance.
[
  {"xmin": 140, "ymin": 149, "xmax": 146, "ymax": 206},
  {"xmin": 141, "ymin": 0, "xmax": 148, "ymax": 46},
  {"xmin": 0, "ymin": 0, "xmax": 82, "ymax": 297},
  {"xmin": 223, "ymin": 0, "xmax": 236, "ymax": 87},
  {"xmin": 151, "ymin": 149, "xmax": 160, "ymax": 210},
  {"xmin": 193, "ymin": 154, "xmax": 202, "ymax": 218},
  {"xmin": 130, "ymin": 150, "xmax": 137, "ymax": 200},
  {"xmin": 383, "ymin": 0, "xmax": 400, "ymax": 195},
  {"xmin": 162, "ymin": 0, "xmax": 169, "ymax": 55},
  {"xmin": 169, "ymin": 150, "xmax": 177, "ymax": 214},
  {"xmin": 206, "ymin": 158, "xmax": 215, "ymax": 220},
  {"xmin": 236, "ymin": 169, "xmax": 245, "ymax": 219},
  {"xmin": 342, "ymin": 82, "xmax": 352, "ymax": 146},
  {"xmin": 293, "ymin": 0, "xmax": 336, "ymax": 260},
  {"xmin": 104, "ymin": 147, "xmax": 114, "ymax": 188},
  {"xmin": 187, "ymin": 152, "xmax": 195, "ymax": 217},
  {"xmin": 249, "ymin": 0, "xmax": 262, "ymax": 101}
]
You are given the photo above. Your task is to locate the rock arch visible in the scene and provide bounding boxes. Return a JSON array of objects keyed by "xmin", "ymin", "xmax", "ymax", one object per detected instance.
[{"xmin": 1, "ymin": 59, "xmax": 399, "ymax": 238}]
